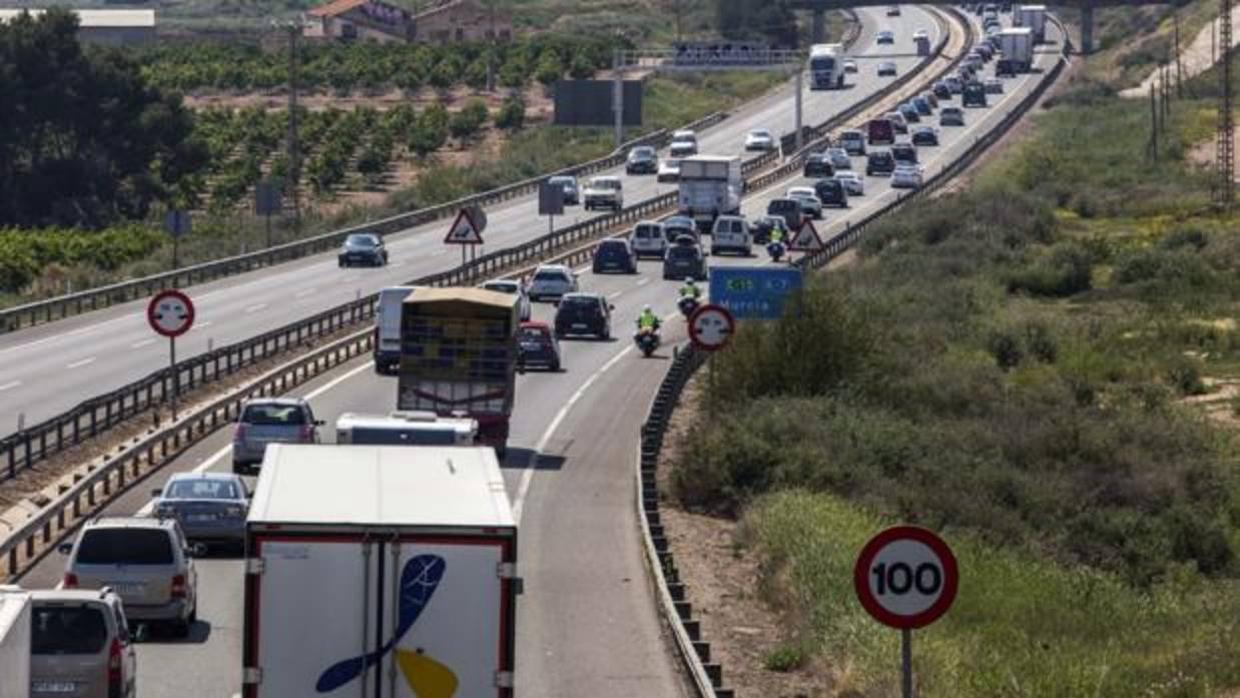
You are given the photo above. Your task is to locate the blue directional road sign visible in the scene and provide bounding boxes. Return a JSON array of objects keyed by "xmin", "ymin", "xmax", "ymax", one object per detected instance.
[{"xmin": 708, "ymin": 266, "xmax": 803, "ymax": 320}]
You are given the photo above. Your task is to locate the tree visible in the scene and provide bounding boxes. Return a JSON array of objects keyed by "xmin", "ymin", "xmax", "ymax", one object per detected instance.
[
  {"xmin": 449, "ymin": 100, "xmax": 489, "ymax": 140},
  {"xmin": 494, "ymin": 96, "xmax": 526, "ymax": 130},
  {"xmin": 568, "ymin": 51, "xmax": 597, "ymax": 79},
  {"xmin": 407, "ymin": 103, "xmax": 448, "ymax": 157},
  {"xmin": 716, "ymin": 0, "xmax": 798, "ymax": 48},
  {"xmin": 0, "ymin": 9, "xmax": 207, "ymax": 228},
  {"xmin": 534, "ymin": 49, "xmax": 562, "ymax": 87}
]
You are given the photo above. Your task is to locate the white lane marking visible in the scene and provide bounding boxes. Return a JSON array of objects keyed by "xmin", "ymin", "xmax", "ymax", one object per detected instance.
[
  {"xmin": 0, "ymin": 380, "xmax": 21, "ymax": 392},
  {"xmin": 194, "ymin": 321, "xmax": 213, "ymax": 330},
  {"xmin": 431, "ymin": 250, "xmax": 447, "ymax": 256},
  {"xmin": 512, "ymin": 346, "xmax": 633, "ymax": 523},
  {"xmin": 244, "ymin": 303, "xmax": 268, "ymax": 314},
  {"xmin": 66, "ymin": 357, "xmax": 96, "ymax": 369},
  {"xmin": 130, "ymin": 338, "xmax": 156, "ymax": 349},
  {"xmin": 608, "ymin": 291, "xmax": 624, "ymax": 300},
  {"xmin": 294, "ymin": 288, "xmax": 317, "ymax": 298},
  {"xmin": 637, "ymin": 278, "xmax": 650, "ymax": 286}
]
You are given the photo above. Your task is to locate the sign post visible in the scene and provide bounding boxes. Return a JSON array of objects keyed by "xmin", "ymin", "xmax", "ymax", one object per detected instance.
[
  {"xmin": 255, "ymin": 179, "xmax": 283, "ymax": 249},
  {"xmin": 853, "ymin": 526, "xmax": 959, "ymax": 698},
  {"xmin": 147, "ymin": 290, "xmax": 196, "ymax": 421},
  {"xmin": 445, "ymin": 206, "xmax": 487, "ymax": 266},
  {"xmin": 687, "ymin": 303, "xmax": 736, "ymax": 419},
  {"xmin": 163, "ymin": 209, "xmax": 192, "ymax": 272}
]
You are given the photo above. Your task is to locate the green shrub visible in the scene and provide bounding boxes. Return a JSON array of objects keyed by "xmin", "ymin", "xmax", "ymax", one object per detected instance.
[
  {"xmin": 449, "ymin": 100, "xmax": 489, "ymax": 140},
  {"xmin": 762, "ymin": 643, "xmax": 807, "ymax": 672},
  {"xmin": 494, "ymin": 96, "xmax": 526, "ymax": 130}
]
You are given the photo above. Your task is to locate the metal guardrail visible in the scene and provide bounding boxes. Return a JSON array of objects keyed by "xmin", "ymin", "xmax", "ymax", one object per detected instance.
[{"xmin": 0, "ymin": 111, "xmax": 728, "ymax": 336}]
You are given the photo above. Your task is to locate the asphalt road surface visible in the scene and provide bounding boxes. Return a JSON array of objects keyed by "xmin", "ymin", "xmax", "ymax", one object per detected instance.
[
  {"xmin": 15, "ymin": 11, "xmax": 1062, "ymax": 697},
  {"xmin": 0, "ymin": 4, "xmax": 943, "ymax": 434}
]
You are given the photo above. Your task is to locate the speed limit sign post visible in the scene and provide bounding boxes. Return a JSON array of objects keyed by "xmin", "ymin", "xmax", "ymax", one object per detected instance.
[
  {"xmin": 854, "ymin": 526, "xmax": 958, "ymax": 698},
  {"xmin": 147, "ymin": 289, "xmax": 196, "ymax": 421}
]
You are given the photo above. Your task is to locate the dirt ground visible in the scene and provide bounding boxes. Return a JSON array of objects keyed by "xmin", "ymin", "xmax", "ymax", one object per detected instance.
[{"xmin": 1120, "ymin": 14, "xmax": 1240, "ymax": 99}]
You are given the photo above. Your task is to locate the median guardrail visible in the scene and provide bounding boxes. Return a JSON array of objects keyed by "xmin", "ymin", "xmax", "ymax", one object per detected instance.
[{"xmin": 0, "ymin": 8, "xmax": 942, "ymax": 481}]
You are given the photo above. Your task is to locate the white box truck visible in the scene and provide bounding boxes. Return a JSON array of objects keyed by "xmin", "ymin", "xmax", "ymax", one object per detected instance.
[
  {"xmin": 677, "ymin": 155, "xmax": 742, "ymax": 232},
  {"xmin": 1017, "ymin": 4, "xmax": 1046, "ymax": 43},
  {"xmin": 0, "ymin": 588, "xmax": 31, "ymax": 698},
  {"xmin": 242, "ymin": 445, "xmax": 519, "ymax": 698},
  {"xmin": 807, "ymin": 43, "xmax": 845, "ymax": 89},
  {"xmin": 996, "ymin": 27, "xmax": 1034, "ymax": 76}
]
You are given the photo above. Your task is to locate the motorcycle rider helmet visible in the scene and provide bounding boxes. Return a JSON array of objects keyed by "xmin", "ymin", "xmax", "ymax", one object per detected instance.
[{"xmin": 643, "ymin": 304, "xmax": 652, "ymax": 312}]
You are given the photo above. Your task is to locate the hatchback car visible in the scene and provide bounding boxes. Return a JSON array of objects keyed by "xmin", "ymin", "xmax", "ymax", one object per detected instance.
[
  {"xmin": 657, "ymin": 158, "xmax": 681, "ymax": 183},
  {"xmin": 787, "ymin": 187, "xmax": 824, "ymax": 219},
  {"xmin": 877, "ymin": 61, "xmax": 898, "ymax": 77},
  {"xmin": 876, "ymin": 29, "xmax": 895, "ymax": 44},
  {"xmin": 232, "ymin": 397, "xmax": 321, "ymax": 474},
  {"xmin": 899, "ymin": 103, "xmax": 921, "ymax": 123},
  {"xmin": 803, "ymin": 152, "xmax": 835, "ymax": 178},
  {"xmin": 911, "ymin": 126, "xmax": 940, "ymax": 146},
  {"xmin": 945, "ymin": 76, "xmax": 963, "ymax": 94},
  {"xmin": 630, "ymin": 220, "xmax": 668, "ymax": 259},
  {"xmin": 939, "ymin": 106, "xmax": 965, "ymax": 126},
  {"xmin": 528, "ymin": 264, "xmax": 578, "ymax": 301},
  {"xmin": 933, "ymin": 81, "xmax": 952, "ymax": 100},
  {"xmin": 593, "ymin": 238, "xmax": 638, "ymax": 274},
  {"xmin": 25, "ymin": 587, "xmax": 138, "ymax": 698},
  {"xmin": 554, "ymin": 292, "xmax": 614, "ymax": 339},
  {"xmin": 669, "ymin": 130, "xmax": 699, "ymax": 158},
  {"xmin": 892, "ymin": 165, "xmax": 923, "ymax": 189},
  {"xmin": 663, "ymin": 239, "xmax": 708, "ymax": 281},
  {"xmin": 744, "ymin": 128, "xmax": 776, "ymax": 151},
  {"xmin": 481, "ymin": 279, "xmax": 532, "ymax": 321},
  {"xmin": 826, "ymin": 147, "xmax": 853, "ymax": 170},
  {"xmin": 151, "ymin": 473, "xmax": 250, "ymax": 552},
  {"xmin": 814, "ymin": 178, "xmax": 850, "ymax": 208},
  {"xmin": 338, "ymin": 233, "xmax": 388, "ymax": 267},
  {"xmin": 767, "ymin": 198, "xmax": 805, "ymax": 231},
  {"xmin": 59, "ymin": 517, "xmax": 201, "ymax": 637},
  {"xmin": 921, "ymin": 90, "xmax": 939, "ymax": 109},
  {"xmin": 912, "ymin": 96, "xmax": 933, "ymax": 116},
  {"xmin": 625, "ymin": 146, "xmax": 658, "ymax": 175},
  {"xmin": 834, "ymin": 171, "xmax": 865, "ymax": 196},
  {"xmin": 892, "ymin": 142, "xmax": 919, "ymax": 166},
  {"xmin": 885, "ymin": 111, "xmax": 909, "ymax": 134},
  {"xmin": 866, "ymin": 150, "xmax": 897, "ymax": 176},
  {"xmin": 517, "ymin": 321, "xmax": 562, "ymax": 372},
  {"xmin": 547, "ymin": 175, "xmax": 580, "ymax": 204},
  {"xmin": 662, "ymin": 215, "xmax": 699, "ymax": 244},
  {"xmin": 839, "ymin": 129, "xmax": 867, "ymax": 155}
]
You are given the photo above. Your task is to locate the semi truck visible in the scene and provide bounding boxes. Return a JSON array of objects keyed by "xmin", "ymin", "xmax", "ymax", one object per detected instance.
[
  {"xmin": 396, "ymin": 287, "xmax": 518, "ymax": 456},
  {"xmin": 242, "ymin": 444, "xmax": 519, "ymax": 698},
  {"xmin": 808, "ymin": 43, "xmax": 846, "ymax": 89},
  {"xmin": 996, "ymin": 27, "xmax": 1034, "ymax": 76},
  {"xmin": 0, "ymin": 589, "xmax": 31, "ymax": 698},
  {"xmin": 677, "ymin": 155, "xmax": 742, "ymax": 232},
  {"xmin": 1013, "ymin": 4, "xmax": 1047, "ymax": 43}
]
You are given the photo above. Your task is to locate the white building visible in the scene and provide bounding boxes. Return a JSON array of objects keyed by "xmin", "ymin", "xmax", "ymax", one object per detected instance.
[{"xmin": 0, "ymin": 8, "xmax": 156, "ymax": 45}]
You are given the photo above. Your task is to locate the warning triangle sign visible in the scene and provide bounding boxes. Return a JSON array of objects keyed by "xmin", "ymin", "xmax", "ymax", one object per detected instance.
[
  {"xmin": 444, "ymin": 209, "xmax": 484, "ymax": 245},
  {"xmin": 788, "ymin": 219, "xmax": 824, "ymax": 251}
]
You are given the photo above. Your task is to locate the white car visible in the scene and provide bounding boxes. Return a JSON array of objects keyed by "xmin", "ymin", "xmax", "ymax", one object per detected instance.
[
  {"xmin": 786, "ymin": 186, "xmax": 824, "ymax": 219},
  {"xmin": 527, "ymin": 264, "xmax": 579, "ymax": 302},
  {"xmin": 583, "ymin": 176, "xmax": 624, "ymax": 211},
  {"xmin": 825, "ymin": 147, "xmax": 852, "ymax": 170},
  {"xmin": 913, "ymin": 28, "xmax": 929, "ymax": 41},
  {"xmin": 843, "ymin": 59, "xmax": 859, "ymax": 73},
  {"xmin": 657, "ymin": 158, "xmax": 681, "ymax": 183},
  {"xmin": 834, "ymin": 171, "xmax": 865, "ymax": 196},
  {"xmin": 744, "ymin": 128, "xmax": 776, "ymax": 151},
  {"xmin": 877, "ymin": 30, "xmax": 895, "ymax": 44},
  {"xmin": 669, "ymin": 129, "xmax": 698, "ymax": 158},
  {"xmin": 891, "ymin": 165, "xmax": 923, "ymax": 189},
  {"xmin": 481, "ymin": 279, "xmax": 532, "ymax": 321}
]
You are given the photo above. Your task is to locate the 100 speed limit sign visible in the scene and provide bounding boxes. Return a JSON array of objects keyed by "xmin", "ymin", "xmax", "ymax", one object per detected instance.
[{"xmin": 853, "ymin": 526, "xmax": 958, "ymax": 630}]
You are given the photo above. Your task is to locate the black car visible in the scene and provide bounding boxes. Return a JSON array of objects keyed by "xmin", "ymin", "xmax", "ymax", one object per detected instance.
[
  {"xmin": 911, "ymin": 126, "xmax": 940, "ymax": 147},
  {"xmin": 767, "ymin": 198, "xmax": 805, "ymax": 232},
  {"xmin": 963, "ymin": 81, "xmax": 988, "ymax": 108},
  {"xmin": 866, "ymin": 150, "xmax": 896, "ymax": 176},
  {"xmin": 933, "ymin": 82, "xmax": 952, "ymax": 100},
  {"xmin": 663, "ymin": 240, "xmax": 708, "ymax": 281},
  {"xmin": 554, "ymin": 293, "xmax": 613, "ymax": 339},
  {"xmin": 663, "ymin": 215, "xmax": 699, "ymax": 244},
  {"xmin": 748, "ymin": 215, "xmax": 786, "ymax": 244},
  {"xmin": 592, "ymin": 238, "xmax": 638, "ymax": 274},
  {"xmin": 899, "ymin": 103, "xmax": 921, "ymax": 124},
  {"xmin": 814, "ymin": 178, "xmax": 849, "ymax": 208},
  {"xmin": 547, "ymin": 175, "xmax": 579, "ymax": 205},
  {"xmin": 517, "ymin": 322, "xmax": 562, "ymax": 371},
  {"xmin": 626, "ymin": 145, "xmax": 658, "ymax": 175},
  {"xmin": 803, "ymin": 152, "xmax": 835, "ymax": 178},
  {"xmin": 338, "ymin": 233, "xmax": 388, "ymax": 267},
  {"xmin": 892, "ymin": 142, "xmax": 919, "ymax": 166}
]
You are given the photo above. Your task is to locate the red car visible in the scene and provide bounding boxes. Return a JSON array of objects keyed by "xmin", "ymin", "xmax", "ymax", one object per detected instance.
[{"xmin": 517, "ymin": 321, "xmax": 562, "ymax": 372}]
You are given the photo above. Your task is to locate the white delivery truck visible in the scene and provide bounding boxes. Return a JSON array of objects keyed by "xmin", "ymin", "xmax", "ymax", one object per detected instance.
[
  {"xmin": 996, "ymin": 27, "xmax": 1034, "ymax": 76},
  {"xmin": 677, "ymin": 155, "xmax": 742, "ymax": 233},
  {"xmin": 336, "ymin": 411, "xmax": 478, "ymax": 446},
  {"xmin": 242, "ymin": 445, "xmax": 519, "ymax": 698},
  {"xmin": 0, "ymin": 588, "xmax": 31, "ymax": 698},
  {"xmin": 1016, "ymin": 4, "xmax": 1046, "ymax": 43},
  {"xmin": 808, "ymin": 43, "xmax": 845, "ymax": 89}
]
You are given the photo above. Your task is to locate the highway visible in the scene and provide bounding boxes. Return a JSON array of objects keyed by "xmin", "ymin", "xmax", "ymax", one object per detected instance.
[
  {"xmin": 0, "ymin": 4, "xmax": 945, "ymax": 434},
  {"xmin": 14, "ymin": 10, "xmax": 1062, "ymax": 696}
]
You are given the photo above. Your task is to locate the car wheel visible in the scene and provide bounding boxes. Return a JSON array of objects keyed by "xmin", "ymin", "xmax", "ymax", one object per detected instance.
[
  {"xmin": 551, "ymin": 359, "xmax": 561, "ymax": 372},
  {"xmin": 170, "ymin": 618, "xmax": 191, "ymax": 639},
  {"xmin": 338, "ymin": 260, "xmax": 346, "ymax": 268},
  {"xmin": 232, "ymin": 460, "xmax": 247, "ymax": 475}
]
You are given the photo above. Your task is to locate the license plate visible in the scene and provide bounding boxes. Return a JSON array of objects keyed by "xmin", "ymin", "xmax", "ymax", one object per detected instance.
[
  {"xmin": 521, "ymin": 342, "xmax": 542, "ymax": 351},
  {"xmin": 107, "ymin": 582, "xmax": 146, "ymax": 595},
  {"xmin": 572, "ymin": 324, "xmax": 588, "ymax": 330},
  {"xmin": 187, "ymin": 514, "xmax": 216, "ymax": 522},
  {"xmin": 32, "ymin": 682, "xmax": 76, "ymax": 693}
]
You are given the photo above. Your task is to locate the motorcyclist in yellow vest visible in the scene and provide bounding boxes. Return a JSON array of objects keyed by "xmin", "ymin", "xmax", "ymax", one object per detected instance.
[
  {"xmin": 679, "ymin": 279, "xmax": 702, "ymax": 300},
  {"xmin": 636, "ymin": 305, "xmax": 661, "ymax": 333},
  {"xmin": 769, "ymin": 220, "xmax": 786, "ymax": 245}
]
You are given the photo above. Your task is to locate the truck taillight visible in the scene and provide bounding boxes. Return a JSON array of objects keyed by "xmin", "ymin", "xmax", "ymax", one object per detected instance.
[
  {"xmin": 108, "ymin": 637, "xmax": 123, "ymax": 696},
  {"xmin": 62, "ymin": 573, "xmax": 78, "ymax": 589},
  {"xmin": 171, "ymin": 574, "xmax": 187, "ymax": 599}
]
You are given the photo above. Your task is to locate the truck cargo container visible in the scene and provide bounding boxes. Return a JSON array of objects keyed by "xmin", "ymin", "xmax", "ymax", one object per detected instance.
[
  {"xmin": 242, "ymin": 445, "xmax": 519, "ymax": 698},
  {"xmin": 1014, "ymin": 4, "xmax": 1046, "ymax": 43},
  {"xmin": 996, "ymin": 27, "xmax": 1033, "ymax": 76},
  {"xmin": 396, "ymin": 288, "xmax": 518, "ymax": 457},
  {"xmin": 677, "ymin": 155, "xmax": 742, "ymax": 231},
  {"xmin": 808, "ymin": 43, "xmax": 846, "ymax": 89},
  {"xmin": 0, "ymin": 588, "xmax": 31, "ymax": 698}
]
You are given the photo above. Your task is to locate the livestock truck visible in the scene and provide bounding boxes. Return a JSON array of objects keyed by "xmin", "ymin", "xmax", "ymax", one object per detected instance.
[
  {"xmin": 996, "ymin": 27, "xmax": 1034, "ymax": 76},
  {"xmin": 677, "ymin": 155, "xmax": 743, "ymax": 233},
  {"xmin": 242, "ymin": 444, "xmax": 519, "ymax": 698},
  {"xmin": 0, "ymin": 589, "xmax": 31, "ymax": 698},
  {"xmin": 396, "ymin": 287, "xmax": 518, "ymax": 457}
]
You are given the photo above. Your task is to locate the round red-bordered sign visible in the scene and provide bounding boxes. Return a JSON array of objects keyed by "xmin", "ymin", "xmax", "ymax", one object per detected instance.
[
  {"xmin": 853, "ymin": 525, "xmax": 958, "ymax": 630},
  {"xmin": 147, "ymin": 289, "xmax": 195, "ymax": 338},
  {"xmin": 687, "ymin": 303, "xmax": 735, "ymax": 352}
]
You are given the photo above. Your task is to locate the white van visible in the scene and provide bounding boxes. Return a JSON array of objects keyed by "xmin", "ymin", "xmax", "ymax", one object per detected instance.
[
  {"xmin": 336, "ymin": 411, "xmax": 478, "ymax": 446},
  {"xmin": 373, "ymin": 286, "xmax": 415, "ymax": 374},
  {"xmin": 710, "ymin": 215, "xmax": 752, "ymax": 256},
  {"xmin": 630, "ymin": 220, "xmax": 668, "ymax": 259}
]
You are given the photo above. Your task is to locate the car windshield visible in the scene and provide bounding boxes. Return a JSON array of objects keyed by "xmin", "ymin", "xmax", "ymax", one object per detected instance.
[
  {"xmin": 32, "ymin": 606, "xmax": 109, "ymax": 655},
  {"xmin": 591, "ymin": 179, "xmax": 620, "ymax": 190},
  {"xmin": 76, "ymin": 528, "xmax": 174, "ymax": 565},
  {"xmin": 242, "ymin": 403, "xmax": 306, "ymax": 425},
  {"xmin": 632, "ymin": 147, "xmax": 654, "ymax": 157},
  {"xmin": 534, "ymin": 270, "xmax": 567, "ymax": 282},
  {"xmin": 668, "ymin": 247, "xmax": 700, "ymax": 260},
  {"xmin": 751, "ymin": 130, "xmax": 771, "ymax": 138},
  {"xmin": 346, "ymin": 235, "xmax": 376, "ymax": 248},
  {"xmin": 520, "ymin": 327, "xmax": 550, "ymax": 342},
  {"xmin": 561, "ymin": 296, "xmax": 600, "ymax": 310},
  {"xmin": 549, "ymin": 177, "xmax": 574, "ymax": 187},
  {"xmin": 166, "ymin": 479, "xmax": 240, "ymax": 500}
]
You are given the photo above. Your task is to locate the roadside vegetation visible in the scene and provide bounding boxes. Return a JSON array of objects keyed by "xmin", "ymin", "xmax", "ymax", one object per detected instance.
[{"xmin": 669, "ymin": 12, "xmax": 1240, "ymax": 694}]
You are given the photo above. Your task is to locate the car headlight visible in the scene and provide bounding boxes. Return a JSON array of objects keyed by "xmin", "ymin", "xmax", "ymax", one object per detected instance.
[{"xmin": 154, "ymin": 505, "xmax": 176, "ymax": 518}]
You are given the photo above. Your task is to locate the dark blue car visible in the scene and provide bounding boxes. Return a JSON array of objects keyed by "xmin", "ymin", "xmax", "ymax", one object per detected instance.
[{"xmin": 592, "ymin": 239, "xmax": 638, "ymax": 274}]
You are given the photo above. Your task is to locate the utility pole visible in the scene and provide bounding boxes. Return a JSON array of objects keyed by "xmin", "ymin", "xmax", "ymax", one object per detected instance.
[
  {"xmin": 794, "ymin": 68, "xmax": 803, "ymax": 152},
  {"xmin": 276, "ymin": 20, "xmax": 304, "ymax": 234},
  {"xmin": 1174, "ymin": 10, "xmax": 1184, "ymax": 98},
  {"xmin": 613, "ymin": 48, "xmax": 624, "ymax": 149},
  {"xmin": 1216, "ymin": 0, "xmax": 1235, "ymax": 206},
  {"xmin": 486, "ymin": 0, "xmax": 497, "ymax": 91},
  {"xmin": 1150, "ymin": 81, "xmax": 1159, "ymax": 162}
]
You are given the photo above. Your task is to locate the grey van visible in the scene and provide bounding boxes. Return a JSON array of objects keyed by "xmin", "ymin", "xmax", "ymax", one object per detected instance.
[{"xmin": 25, "ymin": 587, "xmax": 138, "ymax": 698}]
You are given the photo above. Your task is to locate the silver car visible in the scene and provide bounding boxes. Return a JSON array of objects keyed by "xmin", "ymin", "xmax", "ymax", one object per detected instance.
[
  {"xmin": 527, "ymin": 264, "xmax": 579, "ymax": 302},
  {"xmin": 482, "ymin": 279, "xmax": 532, "ymax": 321},
  {"xmin": 834, "ymin": 171, "xmax": 866, "ymax": 196},
  {"xmin": 26, "ymin": 588, "xmax": 138, "ymax": 698},
  {"xmin": 151, "ymin": 473, "xmax": 250, "ymax": 551},
  {"xmin": 786, "ymin": 187, "xmax": 824, "ymax": 219},
  {"xmin": 59, "ymin": 517, "xmax": 201, "ymax": 637},
  {"xmin": 232, "ymin": 397, "xmax": 321, "ymax": 474},
  {"xmin": 825, "ymin": 147, "xmax": 853, "ymax": 170}
]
